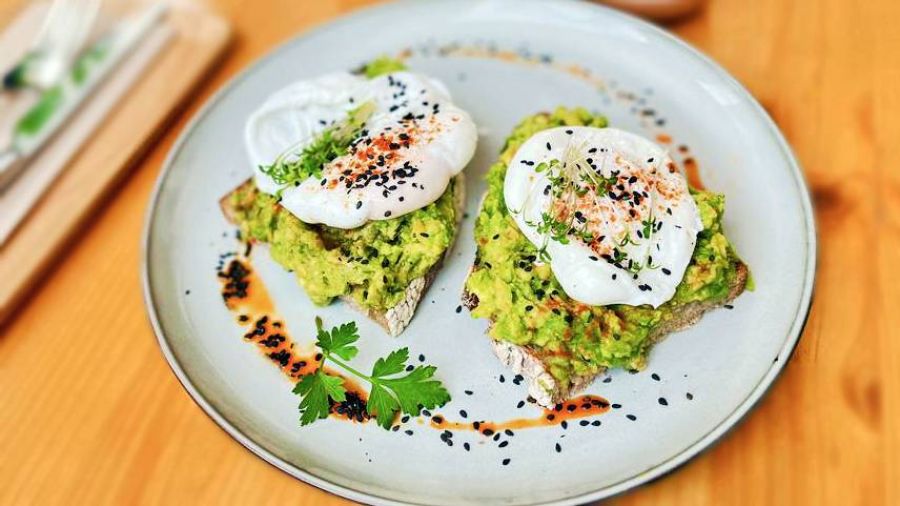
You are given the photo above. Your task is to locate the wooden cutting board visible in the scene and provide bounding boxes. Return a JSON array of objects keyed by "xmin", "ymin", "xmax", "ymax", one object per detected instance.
[{"xmin": 0, "ymin": 1, "xmax": 230, "ymax": 325}]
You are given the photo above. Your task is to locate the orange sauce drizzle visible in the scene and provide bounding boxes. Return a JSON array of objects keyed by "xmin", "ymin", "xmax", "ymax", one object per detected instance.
[
  {"xmin": 429, "ymin": 395, "xmax": 610, "ymax": 434},
  {"xmin": 682, "ymin": 156, "xmax": 704, "ymax": 190},
  {"xmin": 217, "ymin": 255, "xmax": 612, "ymax": 431},
  {"xmin": 217, "ymin": 256, "xmax": 369, "ymax": 421}
]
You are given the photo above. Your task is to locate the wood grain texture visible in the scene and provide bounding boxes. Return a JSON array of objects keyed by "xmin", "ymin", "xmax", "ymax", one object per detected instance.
[{"xmin": 1, "ymin": 0, "xmax": 898, "ymax": 504}]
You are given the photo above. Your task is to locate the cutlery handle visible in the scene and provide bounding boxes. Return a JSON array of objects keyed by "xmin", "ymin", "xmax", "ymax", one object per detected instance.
[{"xmin": 0, "ymin": 150, "xmax": 27, "ymax": 192}]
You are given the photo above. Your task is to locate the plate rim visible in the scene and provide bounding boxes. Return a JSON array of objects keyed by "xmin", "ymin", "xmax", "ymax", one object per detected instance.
[{"xmin": 141, "ymin": 1, "xmax": 817, "ymax": 504}]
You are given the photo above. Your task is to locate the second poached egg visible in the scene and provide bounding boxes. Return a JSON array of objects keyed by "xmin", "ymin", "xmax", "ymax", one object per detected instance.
[{"xmin": 504, "ymin": 126, "xmax": 703, "ymax": 307}]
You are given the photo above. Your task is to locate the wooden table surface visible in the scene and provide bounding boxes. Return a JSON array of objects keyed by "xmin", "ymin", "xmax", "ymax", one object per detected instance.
[{"xmin": 2, "ymin": 0, "xmax": 898, "ymax": 504}]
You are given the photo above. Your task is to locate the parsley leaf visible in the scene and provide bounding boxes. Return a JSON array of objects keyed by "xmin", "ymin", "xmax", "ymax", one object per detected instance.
[
  {"xmin": 367, "ymin": 383, "xmax": 400, "ymax": 429},
  {"xmin": 365, "ymin": 348, "xmax": 451, "ymax": 428},
  {"xmin": 291, "ymin": 319, "xmax": 451, "ymax": 430},
  {"xmin": 377, "ymin": 364, "xmax": 450, "ymax": 417},
  {"xmin": 293, "ymin": 370, "xmax": 347, "ymax": 426},
  {"xmin": 371, "ymin": 347, "xmax": 409, "ymax": 377},
  {"xmin": 314, "ymin": 317, "xmax": 359, "ymax": 361}
]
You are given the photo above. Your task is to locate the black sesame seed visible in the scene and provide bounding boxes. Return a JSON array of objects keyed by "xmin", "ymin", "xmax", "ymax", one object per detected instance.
[
  {"xmin": 499, "ymin": 441, "xmax": 509, "ymax": 448},
  {"xmin": 662, "ymin": 268, "xmax": 672, "ymax": 275},
  {"xmin": 651, "ymin": 373, "xmax": 661, "ymax": 381},
  {"xmin": 611, "ymin": 403, "xmax": 622, "ymax": 409},
  {"xmin": 579, "ymin": 420, "xmax": 590, "ymax": 427},
  {"xmin": 455, "ymin": 305, "xmax": 462, "ymax": 313},
  {"xmin": 555, "ymin": 443, "xmax": 562, "ymax": 452},
  {"xmin": 505, "ymin": 429, "xmax": 514, "ymax": 437},
  {"xmin": 502, "ymin": 458, "xmax": 511, "ymax": 466},
  {"xmin": 464, "ymin": 442, "xmax": 471, "ymax": 451},
  {"xmin": 561, "ymin": 421, "xmax": 568, "ymax": 429},
  {"xmin": 686, "ymin": 392, "xmax": 694, "ymax": 400},
  {"xmin": 658, "ymin": 397, "xmax": 668, "ymax": 406},
  {"xmin": 465, "ymin": 390, "xmax": 474, "ymax": 395},
  {"xmin": 516, "ymin": 400, "xmax": 525, "ymax": 409},
  {"xmin": 384, "ymin": 211, "xmax": 392, "ymax": 217},
  {"xmin": 591, "ymin": 420, "xmax": 601, "ymax": 427},
  {"xmin": 499, "ymin": 375, "xmax": 505, "ymax": 383},
  {"xmin": 626, "ymin": 414, "xmax": 637, "ymax": 421},
  {"xmin": 460, "ymin": 410, "xmax": 468, "ymax": 418},
  {"xmin": 546, "ymin": 142, "xmax": 552, "ymax": 150}
]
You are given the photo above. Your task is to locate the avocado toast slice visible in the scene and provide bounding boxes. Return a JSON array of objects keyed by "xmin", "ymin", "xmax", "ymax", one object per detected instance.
[
  {"xmin": 222, "ymin": 175, "xmax": 464, "ymax": 336},
  {"xmin": 462, "ymin": 107, "xmax": 749, "ymax": 407},
  {"xmin": 222, "ymin": 57, "xmax": 472, "ymax": 336}
]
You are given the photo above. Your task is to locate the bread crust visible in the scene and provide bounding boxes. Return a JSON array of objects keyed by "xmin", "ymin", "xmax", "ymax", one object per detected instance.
[{"xmin": 220, "ymin": 175, "xmax": 466, "ymax": 336}]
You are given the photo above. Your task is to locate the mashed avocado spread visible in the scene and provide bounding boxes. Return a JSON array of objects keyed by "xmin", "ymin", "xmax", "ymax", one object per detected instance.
[
  {"xmin": 229, "ymin": 180, "xmax": 458, "ymax": 311},
  {"xmin": 227, "ymin": 58, "xmax": 459, "ymax": 312},
  {"xmin": 464, "ymin": 107, "xmax": 746, "ymax": 388}
]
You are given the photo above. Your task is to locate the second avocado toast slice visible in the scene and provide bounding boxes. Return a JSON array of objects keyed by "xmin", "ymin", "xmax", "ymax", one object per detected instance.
[{"xmin": 463, "ymin": 107, "xmax": 749, "ymax": 406}]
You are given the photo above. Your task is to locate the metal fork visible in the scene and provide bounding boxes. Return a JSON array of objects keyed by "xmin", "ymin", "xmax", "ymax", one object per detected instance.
[{"xmin": 3, "ymin": 0, "xmax": 102, "ymax": 90}]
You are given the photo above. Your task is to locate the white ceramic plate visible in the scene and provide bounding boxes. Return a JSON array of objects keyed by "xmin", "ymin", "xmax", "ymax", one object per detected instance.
[{"xmin": 143, "ymin": 1, "xmax": 815, "ymax": 504}]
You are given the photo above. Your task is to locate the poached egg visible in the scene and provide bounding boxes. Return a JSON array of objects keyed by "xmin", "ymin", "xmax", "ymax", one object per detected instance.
[
  {"xmin": 504, "ymin": 126, "xmax": 703, "ymax": 307},
  {"xmin": 245, "ymin": 71, "xmax": 477, "ymax": 229}
]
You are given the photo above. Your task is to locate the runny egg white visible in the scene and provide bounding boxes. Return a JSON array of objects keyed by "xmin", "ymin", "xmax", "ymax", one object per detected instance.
[
  {"xmin": 504, "ymin": 126, "xmax": 703, "ymax": 307},
  {"xmin": 245, "ymin": 71, "xmax": 477, "ymax": 229}
]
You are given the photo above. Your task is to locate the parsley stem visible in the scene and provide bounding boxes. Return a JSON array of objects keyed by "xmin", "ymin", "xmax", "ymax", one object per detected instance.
[{"xmin": 323, "ymin": 352, "xmax": 373, "ymax": 384}]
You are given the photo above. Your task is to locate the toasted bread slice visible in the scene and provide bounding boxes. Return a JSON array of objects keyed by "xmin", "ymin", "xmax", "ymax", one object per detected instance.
[
  {"xmin": 462, "ymin": 260, "xmax": 748, "ymax": 407},
  {"xmin": 221, "ymin": 175, "xmax": 465, "ymax": 336},
  {"xmin": 461, "ymin": 107, "xmax": 750, "ymax": 407}
]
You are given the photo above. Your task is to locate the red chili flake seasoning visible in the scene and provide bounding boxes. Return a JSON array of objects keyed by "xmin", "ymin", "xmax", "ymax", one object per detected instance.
[{"xmin": 339, "ymin": 122, "xmax": 425, "ymax": 196}]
